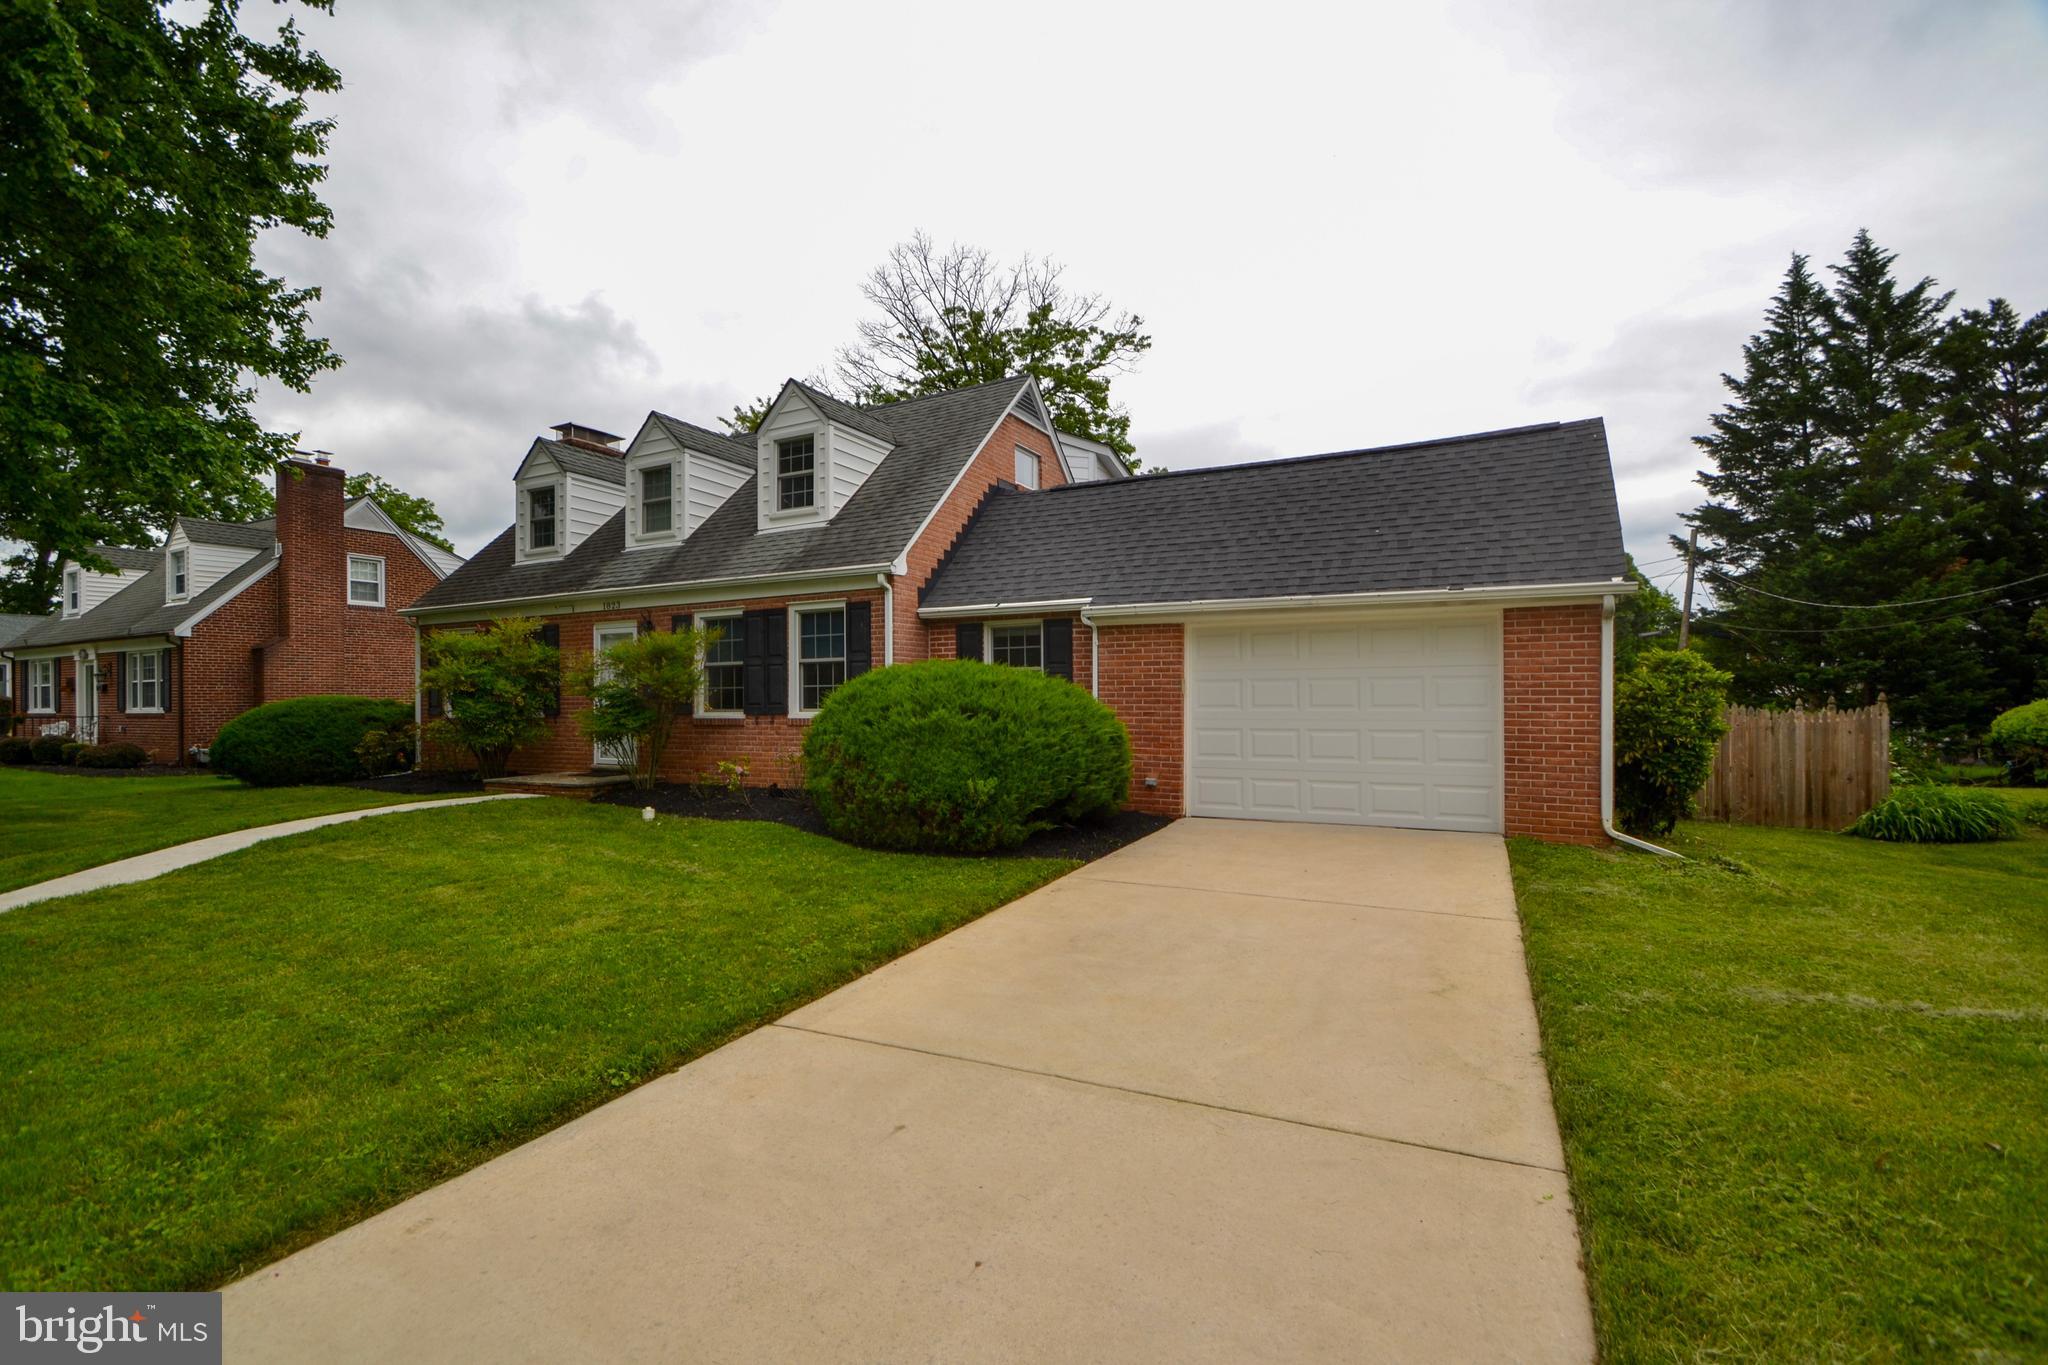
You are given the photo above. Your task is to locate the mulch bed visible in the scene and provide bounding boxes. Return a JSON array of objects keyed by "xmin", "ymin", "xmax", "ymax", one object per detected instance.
[
  {"xmin": 346, "ymin": 772, "xmax": 487, "ymax": 797},
  {"xmin": 595, "ymin": 781, "xmax": 1170, "ymax": 862}
]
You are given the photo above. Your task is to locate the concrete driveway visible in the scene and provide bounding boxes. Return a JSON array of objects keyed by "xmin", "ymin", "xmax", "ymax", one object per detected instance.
[{"xmin": 225, "ymin": 819, "xmax": 1593, "ymax": 1363}]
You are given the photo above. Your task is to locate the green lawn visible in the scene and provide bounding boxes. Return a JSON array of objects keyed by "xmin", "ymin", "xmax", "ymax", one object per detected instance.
[
  {"xmin": 0, "ymin": 800, "xmax": 1073, "ymax": 1290},
  {"xmin": 1511, "ymin": 817, "xmax": 2047, "ymax": 1361},
  {"xmin": 0, "ymin": 769, "xmax": 448, "ymax": 893}
]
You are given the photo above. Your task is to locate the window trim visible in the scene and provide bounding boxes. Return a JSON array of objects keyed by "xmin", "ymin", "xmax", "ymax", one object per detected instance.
[
  {"xmin": 695, "ymin": 609, "xmax": 746, "ymax": 718},
  {"xmin": 983, "ymin": 618, "xmax": 1046, "ymax": 672},
  {"xmin": 636, "ymin": 462, "xmax": 676, "ymax": 540},
  {"xmin": 124, "ymin": 649, "xmax": 165, "ymax": 714},
  {"xmin": 64, "ymin": 568, "xmax": 82, "ymax": 616},
  {"xmin": 167, "ymin": 548, "xmax": 190, "ymax": 602},
  {"xmin": 773, "ymin": 435, "xmax": 818, "ymax": 515},
  {"xmin": 27, "ymin": 658, "xmax": 57, "ymax": 714},
  {"xmin": 346, "ymin": 554, "xmax": 386, "ymax": 608},
  {"xmin": 789, "ymin": 599, "xmax": 848, "ymax": 719},
  {"xmin": 525, "ymin": 483, "xmax": 562, "ymax": 555},
  {"xmin": 1013, "ymin": 446, "xmax": 1041, "ymax": 490}
]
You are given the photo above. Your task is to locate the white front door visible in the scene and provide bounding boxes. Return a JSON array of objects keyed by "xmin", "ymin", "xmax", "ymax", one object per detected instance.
[
  {"xmin": 591, "ymin": 622, "xmax": 638, "ymax": 769},
  {"xmin": 1186, "ymin": 613, "xmax": 1503, "ymax": 832},
  {"xmin": 76, "ymin": 651, "xmax": 99, "ymax": 744}
]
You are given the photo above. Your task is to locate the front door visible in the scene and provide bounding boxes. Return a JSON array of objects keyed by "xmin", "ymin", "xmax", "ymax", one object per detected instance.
[
  {"xmin": 591, "ymin": 622, "xmax": 638, "ymax": 770},
  {"xmin": 75, "ymin": 651, "xmax": 99, "ymax": 744}
]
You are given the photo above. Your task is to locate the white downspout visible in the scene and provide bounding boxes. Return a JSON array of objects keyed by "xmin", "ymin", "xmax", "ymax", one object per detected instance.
[
  {"xmin": 878, "ymin": 573, "xmax": 894, "ymax": 667},
  {"xmin": 1602, "ymin": 592, "xmax": 1683, "ymax": 858},
  {"xmin": 411, "ymin": 624, "xmax": 424, "ymax": 769},
  {"xmin": 1080, "ymin": 610, "xmax": 1100, "ymax": 697}
]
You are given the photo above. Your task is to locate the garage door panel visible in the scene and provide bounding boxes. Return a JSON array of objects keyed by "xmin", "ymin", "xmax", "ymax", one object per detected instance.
[{"xmin": 1188, "ymin": 618, "xmax": 1501, "ymax": 833}]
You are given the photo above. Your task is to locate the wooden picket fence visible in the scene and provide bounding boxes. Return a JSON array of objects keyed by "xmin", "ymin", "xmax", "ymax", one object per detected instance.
[{"xmin": 1694, "ymin": 700, "xmax": 1891, "ymax": 830}]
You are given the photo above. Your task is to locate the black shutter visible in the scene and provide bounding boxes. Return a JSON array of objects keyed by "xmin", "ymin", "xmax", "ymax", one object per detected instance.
[
  {"xmin": 955, "ymin": 622, "xmax": 982, "ymax": 662},
  {"xmin": 1043, "ymin": 618, "xmax": 1074, "ymax": 681},
  {"xmin": 671, "ymin": 614, "xmax": 691, "ymax": 717},
  {"xmin": 844, "ymin": 601, "xmax": 873, "ymax": 679},
  {"xmin": 764, "ymin": 610, "xmax": 788, "ymax": 712},
  {"xmin": 741, "ymin": 611, "xmax": 772, "ymax": 715},
  {"xmin": 160, "ymin": 650, "xmax": 173, "ymax": 712},
  {"xmin": 116, "ymin": 653, "xmax": 127, "ymax": 712},
  {"xmin": 425, "ymin": 687, "xmax": 444, "ymax": 718},
  {"xmin": 538, "ymin": 623, "xmax": 561, "ymax": 717}
]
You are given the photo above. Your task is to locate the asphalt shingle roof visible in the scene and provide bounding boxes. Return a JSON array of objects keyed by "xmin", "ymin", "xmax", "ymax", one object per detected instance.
[
  {"xmin": 179, "ymin": 516, "xmax": 275, "ymax": 550},
  {"xmin": 84, "ymin": 545, "xmax": 162, "ymax": 573},
  {"xmin": 649, "ymin": 414, "xmax": 756, "ymax": 469},
  {"xmin": 0, "ymin": 613, "xmax": 45, "ymax": 648},
  {"xmin": 411, "ymin": 377, "xmax": 1031, "ymax": 612},
  {"xmin": 919, "ymin": 419, "xmax": 1629, "ymax": 609},
  {"xmin": 530, "ymin": 437, "xmax": 628, "ymax": 485},
  {"xmin": 15, "ymin": 551, "xmax": 274, "ymax": 650}
]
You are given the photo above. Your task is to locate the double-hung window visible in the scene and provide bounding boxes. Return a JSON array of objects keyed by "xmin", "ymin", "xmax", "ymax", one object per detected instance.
[
  {"xmin": 700, "ymin": 615, "xmax": 745, "ymax": 715},
  {"xmin": 641, "ymin": 466, "xmax": 673, "ymax": 535},
  {"xmin": 126, "ymin": 651, "xmax": 164, "ymax": 712},
  {"xmin": 528, "ymin": 487, "xmax": 557, "ymax": 550},
  {"xmin": 348, "ymin": 555, "xmax": 385, "ymax": 606},
  {"xmin": 1013, "ymin": 447, "xmax": 1041, "ymax": 490},
  {"xmin": 169, "ymin": 549, "xmax": 189, "ymax": 600},
  {"xmin": 776, "ymin": 436, "xmax": 815, "ymax": 511},
  {"xmin": 795, "ymin": 605, "xmax": 846, "ymax": 713},
  {"xmin": 64, "ymin": 569, "xmax": 82, "ymax": 615},
  {"xmin": 28, "ymin": 659, "xmax": 56, "ymax": 713},
  {"xmin": 988, "ymin": 622, "xmax": 1044, "ymax": 670}
]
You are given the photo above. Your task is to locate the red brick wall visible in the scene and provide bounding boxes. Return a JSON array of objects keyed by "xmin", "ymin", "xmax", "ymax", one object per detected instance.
[
  {"xmin": 896, "ymin": 414, "xmax": 1064, "ymax": 666},
  {"xmin": 341, "ymin": 528, "xmax": 440, "ymax": 701},
  {"xmin": 264, "ymin": 459, "xmax": 350, "ymax": 696},
  {"xmin": 1097, "ymin": 622, "xmax": 1184, "ymax": 815},
  {"xmin": 1502, "ymin": 604, "xmax": 1606, "ymax": 844}
]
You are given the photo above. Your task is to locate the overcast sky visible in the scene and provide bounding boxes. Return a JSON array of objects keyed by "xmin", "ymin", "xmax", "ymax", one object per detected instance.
[{"xmin": 252, "ymin": 0, "xmax": 2048, "ymax": 599}]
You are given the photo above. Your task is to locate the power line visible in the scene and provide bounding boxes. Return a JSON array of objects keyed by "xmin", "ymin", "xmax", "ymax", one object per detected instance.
[
  {"xmin": 1694, "ymin": 589, "xmax": 2048, "ymax": 636},
  {"xmin": 1705, "ymin": 568, "xmax": 2048, "ymax": 611}
]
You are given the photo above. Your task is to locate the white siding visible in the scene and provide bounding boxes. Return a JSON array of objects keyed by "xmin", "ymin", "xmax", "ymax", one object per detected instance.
[
  {"xmin": 623, "ymin": 422, "xmax": 680, "ymax": 548},
  {"xmin": 515, "ymin": 450, "xmax": 563, "ymax": 563},
  {"xmin": 167, "ymin": 525, "xmax": 260, "ymax": 600},
  {"xmin": 827, "ymin": 425, "xmax": 890, "ymax": 512},
  {"xmin": 567, "ymin": 474, "xmax": 625, "ymax": 548},
  {"xmin": 62, "ymin": 563, "xmax": 129, "ymax": 616},
  {"xmin": 686, "ymin": 454, "xmax": 748, "ymax": 538},
  {"xmin": 756, "ymin": 390, "xmax": 827, "ymax": 534}
]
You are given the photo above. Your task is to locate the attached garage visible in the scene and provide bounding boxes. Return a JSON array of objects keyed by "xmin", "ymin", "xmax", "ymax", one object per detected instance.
[{"xmin": 1186, "ymin": 613, "xmax": 1502, "ymax": 832}]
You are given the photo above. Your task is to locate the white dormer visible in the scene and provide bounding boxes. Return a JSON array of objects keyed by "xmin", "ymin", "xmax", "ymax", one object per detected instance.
[
  {"xmin": 622, "ymin": 414, "xmax": 752, "ymax": 549},
  {"xmin": 513, "ymin": 424, "xmax": 627, "ymax": 563},
  {"xmin": 60, "ymin": 556, "xmax": 135, "ymax": 618},
  {"xmin": 163, "ymin": 522, "xmax": 264, "ymax": 604},
  {"xmin": 753, "ymin": 382, "xmax": 894, "ymax": 535}
]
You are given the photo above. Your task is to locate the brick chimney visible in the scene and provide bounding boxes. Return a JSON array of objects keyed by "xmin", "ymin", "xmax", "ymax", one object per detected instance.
[{"xmin": 265, "ymin": 455, "xmax": 350, "ymax": 697}]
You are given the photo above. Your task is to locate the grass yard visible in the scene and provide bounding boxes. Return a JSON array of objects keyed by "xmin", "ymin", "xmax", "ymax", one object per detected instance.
[
  {"xmin": 0, "ymin": 799, "xmax": 1072, "ymax": 1290},
  {"xmin": 1511, "ymin": 816, "xmax": 2047, "ymax": 1361},
  {"xmin": 0, "ymin": 768, "xmax": 447, "ymax": 893}
]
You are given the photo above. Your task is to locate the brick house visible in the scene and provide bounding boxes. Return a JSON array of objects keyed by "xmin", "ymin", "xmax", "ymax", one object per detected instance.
[
  {"xmin": 3, "ymin": 457, "xmax": 463, "ymax": 763},
  {"xmin": 409, "ymin": 377, "xmax": 1634, "ymax": 845}
]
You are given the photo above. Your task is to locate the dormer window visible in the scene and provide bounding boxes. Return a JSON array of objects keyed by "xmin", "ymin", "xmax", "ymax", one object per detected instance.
[
  {"xmin": 640, "ymin": 466, "xmax": 673, "ymax": 535},
  {"xmin": 169, "ymin": 549, "xmax": 189, "ymax": 600},
  {"xmin": 528, "ymin": 487, "xmax": 557, "ymax": 550},
  {"xmin": 776, "ymin": 436, "xmax": 815, "ymax": 511},
  {"xmin": 64, "ymin": 568, "xmax": 82, "ymax": 615}
]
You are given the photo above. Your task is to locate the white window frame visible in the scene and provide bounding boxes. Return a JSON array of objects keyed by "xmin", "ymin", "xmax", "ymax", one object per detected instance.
[
  {"xmin": 789, "ymin": 600, "xmax": 848, "ymax": 718},
  {"xmin": 526, "ymin": 483, "xmax": 561, "ymax": 554},
  {"xmin": 775, "ymin": 435, "xmax": 817, "ymax": 513},
  {"xmin": 27, "ymin": 658, "xmax": 57, "ymax": 714},
  {"xmin": 168, "ymin": 548, "xmax": 189, "ymax": 602},
  {"xmin": 125, "ymin": 649, "xmax": 165, "ymax": 714},
  {"xmin": 1013, "ymin": 446, "xmax": 1041, "ymax": 490},
  {"xmin": 638, "ymin": 464, "xmax": 675, "ymax": 537},
  {"xmin": 0, "ymin": 659, "xmax": 9, "ymax": 704},
  {"xmin": 347, "ymin": 554, "xmax": 386, "ymax": 608},
  {"xmin": 985, "ymin": 619, "xmax": 1046, "ymax": 672},
  {"xmin": 64, "ymin": 568, "xmax": 82, "ymax": 616},
  {"xmin": 695, "ymin": 610, "xmax": 746, "ymax": 718}
]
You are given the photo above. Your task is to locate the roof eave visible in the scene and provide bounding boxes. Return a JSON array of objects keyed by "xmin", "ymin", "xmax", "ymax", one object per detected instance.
[{"xmin": 919, "ymin": 578, "xmax": 1634, "ymax": 622}]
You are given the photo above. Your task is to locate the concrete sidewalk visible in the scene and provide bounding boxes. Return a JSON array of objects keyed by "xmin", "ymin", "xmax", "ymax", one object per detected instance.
[
  {"xmin": 0, "ymin": 794, "xmax": 534, "ymax": 913},
  {"xmin": 225, "ymin": 819, "xmax": 1594, "ymax": 1362}
]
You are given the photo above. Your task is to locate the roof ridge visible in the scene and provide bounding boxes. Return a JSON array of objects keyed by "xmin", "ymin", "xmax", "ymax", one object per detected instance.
[
  {"xmin": 1039, "ymin": 419, "xmax": 1592, "ymax": 493},
  {"xmin": 859, "ymin": 374, "xmax": 1027, "ymax": 412}
]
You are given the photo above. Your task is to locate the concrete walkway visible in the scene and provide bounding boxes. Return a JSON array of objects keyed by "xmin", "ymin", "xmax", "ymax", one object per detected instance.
[
  {"xmin": 0, "ymin": 794, "xmax": 535, "ymax": 913},
  {"xmin": 224, "ymin": 818, "xmax": 1594, "ymax": 1363}
]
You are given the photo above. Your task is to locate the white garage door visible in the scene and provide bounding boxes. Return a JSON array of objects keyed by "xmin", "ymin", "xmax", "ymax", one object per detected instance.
[{"xmin": 1187, "ymin": 615, "xmax": 1502, "ymax": 832}]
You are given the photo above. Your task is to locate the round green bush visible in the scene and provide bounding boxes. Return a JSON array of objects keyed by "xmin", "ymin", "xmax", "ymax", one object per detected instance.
[
  {"xmin": 58, "ymin": 741, "xmax": 85, "ymax": 764},
  {"xmin": 1987, "ymin": 698, "xmax": 2048, "ymax": 787},
  {"xmin": 210, "ymin": 695, "xmax": 413, "ymax": 787},
  {"xmin": 802, "ymin": 660, "xmax": 1132, "ymax": 852},
  {"xmin": 75, "ymin": 742, "xmax": 148, "ymax": 769},
  {"xmin": 29, "ymin": 734, "xmax": 70, "ymax": 764},
  {"xmin": 1615, "ymin": 649, "xmax": 1733, "ymax": 836},
  {"xmin": 0, "ymin": 737, "xmax": 32, "ymax": 765},
  {"xmin": 1848, "ymin": 785, "xmax": 2019, "ymax": 843}
]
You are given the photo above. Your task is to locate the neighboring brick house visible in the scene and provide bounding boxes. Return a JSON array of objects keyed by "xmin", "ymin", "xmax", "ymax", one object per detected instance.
[
  {"xmin": 410, "ymin": 376, "xmax": 1635, "ymax": 845},
  {"xmin": 3, "ymin": 457, "xmax": 463, "ymax": 763}
]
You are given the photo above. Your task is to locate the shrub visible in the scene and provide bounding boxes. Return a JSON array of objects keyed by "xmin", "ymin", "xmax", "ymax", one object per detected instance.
[
  {"xmin": 58, "ymin": 741, "xmax": 85, "ymax": 764},
  {"xmin": 1987, "ymin": 699, "xmax": 2048, "ymax": 786},
  {"xmin": 1614, "ymin": 649, "xmax": 1733, "ymax": 837},
  {"xmin": 567, "ymin": 627, "xmax": 704, "ymax": 790},
  {"xmin": 0, "ymin": 737, "xmax": 32, "ymax": 764},
  {"xmin": 211, "ymin": 696, "xmax": 413, "ymax": 787},
  {"xmin": 1848, "ymin": 786, "xmax": 2019, "ymax": 843},
  {"xmin": 419, "ymin": 617, "xmax": 559, "ymax": 780},
  {"xmin": 29, "ymin": 734, "xmax": 68, "ymax": 764},
  {"xmin": 803, "ymin": 660, "xmax": 1131, "ymax": 852},
  {"xmin": 74, "ymin": 742, "xmax": 147, "ymax": 769},
  {"xmin": 354, "ymin": 723, "xmax": 418, "ymax": 776}
]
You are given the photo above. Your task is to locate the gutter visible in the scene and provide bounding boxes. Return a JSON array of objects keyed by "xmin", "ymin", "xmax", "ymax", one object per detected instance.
[
  {"xmin": 1601, "ymin": 592, "xmax": 1682, "ymax": 858},
  {"xmin": 921, "ymin": 579, "xmax": 1636, "ymax": 623},
  {"xmin": 401, "ymin": 560, "xmax": 898, "ymax": 621},
  {"xmin": 918, "ymin": 597, "xmax": 1094, "ymax": 621}
]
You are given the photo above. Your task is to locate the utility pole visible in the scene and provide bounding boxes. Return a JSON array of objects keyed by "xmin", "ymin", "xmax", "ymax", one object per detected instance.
[{"xmin": 1678, "ymin": 527, "xmax": 1699, "ymax": 649}]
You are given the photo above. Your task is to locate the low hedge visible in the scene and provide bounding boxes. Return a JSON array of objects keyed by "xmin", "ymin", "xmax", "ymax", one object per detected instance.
[
  {"xmin": 1847, "ymin": 786, "xmax": 2019, "ymax": 844},
  {"xmin": 210, "ymin": 695, "xmax": 413, "ymax": 787},
  {"xmin": 802, "ymin": 660, "xmax": 1132, "ymax": 852},
  {"xmin": 29, "ymin": 734, "xmax": 69, "ymax": 765},
  {"xmin": 0, "ymin": 737, "xmax": 31, "ymax": 764},
  {"xmin": 75, "ymin": 742, "xmax": 148, "ymax": 769},
  {"xmin": 1988, "ymin": 698, "xmax": 2048, "ymax": 786}
]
